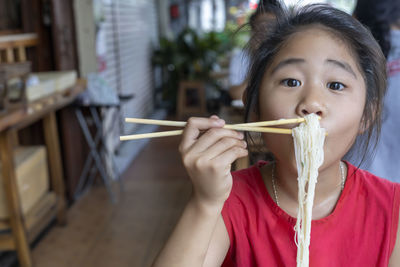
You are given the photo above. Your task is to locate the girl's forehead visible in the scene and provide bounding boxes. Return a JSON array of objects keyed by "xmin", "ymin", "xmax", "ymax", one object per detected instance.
[
  {"xmin": 268, "ymin": 26, "xmax": 362, "ymax": 74},
  {"xmin": 280, "ymin": 27, "xmax": 350, "ymax": 57}
]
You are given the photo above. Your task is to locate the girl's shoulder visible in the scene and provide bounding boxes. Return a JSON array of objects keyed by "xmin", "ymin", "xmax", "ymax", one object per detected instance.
[
  {"xmin": 346, "ymin": 161, "xmax": 400, "ymax": 205},
  {"xmin": 347, "ymin": 162, "xmax": 400, "ymax": 258},
  {"xmin": 229, "ymin": 163, "xmax": 263, "ymax": 198},
  {"xmin": 223, "ymin": 161, "xmax": 269, "ymax": 209},
  {"xmin": 231, "ymin": 163, "xmax": 261, "ymax": 182},
  {"xmin": 227, "ymin": 161, "xmax": 275, "ymax": 209},
  {"xmin": 230, "ymin": 161, "xmax": 270, "ymax": 194},
  {"xmin": 349, "ymin": 161, "xmax": 400, "ymax": 187}
]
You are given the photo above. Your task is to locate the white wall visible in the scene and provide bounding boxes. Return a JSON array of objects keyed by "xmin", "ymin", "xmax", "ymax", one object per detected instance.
[
  {"xmin": 100, "ymin": 0, "xmax": 158, "ymax": 138},
  {"xmin": 74, "ymin": 0, "xmax": 97, "ymax": 76},
  {"xmin": 200, "ymin": 0, "xmax": 225, "ymax": 32}
]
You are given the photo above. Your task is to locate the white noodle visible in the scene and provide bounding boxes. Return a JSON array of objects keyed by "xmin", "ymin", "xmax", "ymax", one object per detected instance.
[{"xmin": 292, "ymin": 114, "xmax": 326, "ymax": 267}]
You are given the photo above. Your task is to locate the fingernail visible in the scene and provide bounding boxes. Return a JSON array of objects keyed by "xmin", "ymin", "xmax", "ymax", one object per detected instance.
[
  {"xmin": 215, "ymin": 119, "xmax": 224, "ymax": 126},
  {"xmin": 238, "ymin": 132, "xmax": 244, "ymax": 139},
  {"xmin": 242, "ymin": 141, "xmax": 247, "ymax": 147}
]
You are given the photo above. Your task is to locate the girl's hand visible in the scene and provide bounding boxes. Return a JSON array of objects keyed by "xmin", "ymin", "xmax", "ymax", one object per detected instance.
[{"xmin": 179, "ymin": 116, "xmax": 248, "ymax": 209}]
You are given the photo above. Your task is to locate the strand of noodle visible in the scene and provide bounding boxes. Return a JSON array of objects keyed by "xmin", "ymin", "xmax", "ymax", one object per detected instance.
[{"xmin": 292, "ymin": 114, "xmax": 326, "ymax": 267}]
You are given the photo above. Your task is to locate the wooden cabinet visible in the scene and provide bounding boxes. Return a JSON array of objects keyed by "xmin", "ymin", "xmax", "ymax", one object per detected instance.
[
  {"xmin": 0, "ymin": 146, "xmax": 49, "ymax": 219},
  {"xmin": 0, "ymin": 81, "xmax": 85, "ymax": 267}
]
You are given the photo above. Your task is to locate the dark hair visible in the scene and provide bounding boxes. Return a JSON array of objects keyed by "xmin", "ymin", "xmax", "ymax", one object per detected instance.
[
  {"xmin": 353, "ymin": 0, "xmax": 400, "ymax": 58},
  {"xmin": 244, "ymin": 0, "xmax": 282, "ymax": 54},
  {"xmin": 249, "ymin": 0, "xmax": 282, "ymax": 29},
  {"xmin": 244, "ymin": 4, "xmax": 387, "ymax": 167}
]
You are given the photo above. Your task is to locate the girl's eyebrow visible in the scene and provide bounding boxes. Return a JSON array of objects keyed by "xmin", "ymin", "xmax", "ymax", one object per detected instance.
[
  {"xmin": 271, "ymin": 58, "xmax": 305, "ymax": 74},
  {"xmin": 325, "ymin": 59, "xmax": 357, "ymax": 79},
  {"xmin": 271, "ymin": 58, "xmax": 358, "ymax": 79}
]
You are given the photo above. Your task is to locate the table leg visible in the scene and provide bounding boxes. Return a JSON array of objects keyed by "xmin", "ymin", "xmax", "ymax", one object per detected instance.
[
  {"xmin": 0, "ymin": 130, "xmax": 32, "ymax": 267},
  {"xmin": 43, "ymin": 111, "xmax": 67, "ymax": 225},
  {"xmin": 75, "ymin": 108, "xmax": 116, "ymax": 203}
]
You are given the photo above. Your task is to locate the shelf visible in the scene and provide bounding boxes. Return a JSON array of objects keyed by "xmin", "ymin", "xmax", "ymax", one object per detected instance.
[
  {"xmin": 0, "ymin": 192, "xmax": 56, "ymax": 250},
  {"xmin": 0, "ymin": 80, "xmax": 86, "ymax": 266},
  {"xmin": 26, "ymin": 192, "xmax": 57, "ymax": 243}
]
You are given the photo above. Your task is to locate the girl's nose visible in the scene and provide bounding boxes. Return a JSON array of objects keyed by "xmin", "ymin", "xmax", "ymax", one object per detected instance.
[
  {"xmin": 300, "ymin": 108, "xmax": 323, "ymax": 117},
  {"xmin": 295, "ymin": 88, "xmax": 327, "ymax": 118}
]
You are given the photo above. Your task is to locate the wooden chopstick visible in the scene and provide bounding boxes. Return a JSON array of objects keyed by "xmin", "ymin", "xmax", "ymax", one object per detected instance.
[
  {"xmin": 119, "ymin": 117, "xmax": 315, "ymax": 141},
  {"xmin": 124, "ymin": 117, "xmax": 306, "ymax": 128},
  {"xmin": 120, "ymin": 130, "xmax": 183, "ymax": 141},
  {"xmin": 233, "ymin": 118, "xmax": 308, "ymax": 127},
  {"xmin": 120, "ymin": 116, "xmax": 325, "ymax": 141},
  {"xmin": 219, "ymin": 125, "xmax": 292, "ymax": 134},
  {"xmin": 119, "ymin": 126, "xmax": 292, "ymax": 141},
  {"xmin": 125, "ymin": 118, "xmax": 187, "ymax": 127}
]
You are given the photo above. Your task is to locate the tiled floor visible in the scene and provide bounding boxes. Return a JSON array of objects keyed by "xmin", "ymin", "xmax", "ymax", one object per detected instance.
[{"xmin": 32, "ymin": 129, "xmax": 191, "ymax": 267}]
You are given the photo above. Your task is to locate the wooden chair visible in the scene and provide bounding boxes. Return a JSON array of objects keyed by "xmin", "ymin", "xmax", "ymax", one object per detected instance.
[
  {"xmin": 0, "ymin": 34, "xmax": 38, "ymax": 113},
  {"xmin": 0, "ymin": 33, "xmax": 38, "ymax": 63},
  {"xmin": 176, "ymin": 81, "xmax": 207, "ymax": 119}
]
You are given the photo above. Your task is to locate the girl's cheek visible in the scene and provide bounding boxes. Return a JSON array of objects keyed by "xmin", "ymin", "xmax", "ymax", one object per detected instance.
[
  {"xmin": 260, "ymin": 85, "xmax": 298, "ymax": 119},
  {"xmin": 260, "ymin": 99, "xmax": 293, "ymax": 121}
]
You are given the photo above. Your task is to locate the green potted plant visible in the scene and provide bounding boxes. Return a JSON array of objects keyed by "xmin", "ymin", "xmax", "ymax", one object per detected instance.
[{"xmin": 152, "ymin": 28, "xmax": 232, "ymax": 113}]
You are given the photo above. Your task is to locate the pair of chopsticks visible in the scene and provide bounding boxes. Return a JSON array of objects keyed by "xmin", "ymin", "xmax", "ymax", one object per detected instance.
[{"xmin": 119, "ymin": 117, "xmax": 306, "ymax": 141}]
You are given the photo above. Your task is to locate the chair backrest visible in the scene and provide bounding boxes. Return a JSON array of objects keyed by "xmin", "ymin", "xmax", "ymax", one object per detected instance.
[{"xmin": 0, "ymin": 33, "xmax": 38, "ymax": 63}]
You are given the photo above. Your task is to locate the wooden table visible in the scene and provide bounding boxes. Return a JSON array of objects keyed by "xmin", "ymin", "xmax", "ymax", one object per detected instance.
[{"xmin": 0, "ymin": 80, "xmax": 85, "ymax": 267}]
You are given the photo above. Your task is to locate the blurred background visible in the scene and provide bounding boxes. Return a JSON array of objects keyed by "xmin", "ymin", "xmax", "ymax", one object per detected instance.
[{"xmin": 0, "ymin": 0, "xmax": 393, "ymax": 266}]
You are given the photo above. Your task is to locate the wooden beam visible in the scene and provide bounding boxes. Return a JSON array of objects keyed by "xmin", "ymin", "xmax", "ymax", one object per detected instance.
[
  {"xmin": 0, "ymin": 219, "xmax": 10, "ymax": 231},
  {"xmin": 43, "ymin": 112, "xmax": 67, "ymax": 225},
  {"xmin": 0, "ymin": 38, "xmax": 38, "ymax": 50},
  {"xmin": 0, "ymin": 130, "xmax": 32, "ymax": 267},
  {"xmin": 0, "ymin": 33, "xmax": 38, "ymax": 44},
  {"xmin": 0, "ymin": 233, "xmax": 15, "ymax": 250},
  {"xmin": 25, "ymin": 192, "xmax": 57, "ymax": 243},
  {"xmin": 18, "ymin": 46, "xmax": 26, "ymax": 62},
  {"xmin": 6, "ymin": 48, "xmax": 14, "ymax": 63},
  {"xmin": 51, "ymin": 0, "xmax": 78, "ymax": 70}
]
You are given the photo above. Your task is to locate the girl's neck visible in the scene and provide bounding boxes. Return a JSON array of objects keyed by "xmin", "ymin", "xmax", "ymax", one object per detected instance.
[{"xmin": 262, "ymin": 160, "xmax": 346, "ymax": 219}]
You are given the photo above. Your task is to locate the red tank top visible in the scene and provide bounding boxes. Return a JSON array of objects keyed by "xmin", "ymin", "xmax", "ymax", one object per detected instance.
[{"xmin": 221, "ymin": 161, "xmax": 400, "ymax": 267}]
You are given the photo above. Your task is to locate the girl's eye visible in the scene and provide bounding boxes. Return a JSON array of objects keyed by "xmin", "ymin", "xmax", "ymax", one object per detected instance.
[
  {"xmin": 281, "ymin": 78, "xmax": 301, "ymax": 87},
  {"xmin": 327, "ymin": 82, "xmax": 345, "ymax": 91}
]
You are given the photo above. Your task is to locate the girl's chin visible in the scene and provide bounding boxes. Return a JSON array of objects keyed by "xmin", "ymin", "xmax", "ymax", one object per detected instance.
[{"xmin": 276, "ymin": 154, "xmax": 331, "ymax": 175}]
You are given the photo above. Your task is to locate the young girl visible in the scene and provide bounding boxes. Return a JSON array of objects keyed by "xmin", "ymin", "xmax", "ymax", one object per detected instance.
[{"xmin": 152, "ymin": 4, "xmax": 400, "ymax": 267}]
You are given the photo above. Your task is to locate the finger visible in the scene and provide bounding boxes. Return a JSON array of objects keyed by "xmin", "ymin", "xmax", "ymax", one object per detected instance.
[
  {"xmin": 202, "ymin": 137, "xmax": 247, "ymax": 160},
  {"xmin": 189, "ymin": 128, "xmax": 244, "ymax": 154},
  {"xmin": 180, "ymin": 117, "xmax": 224, "ymax": 152},
  {"xmin": 210, "ymin": 114, "xmax": 219, "ymax": 120},
  {"xmin": 213, "ymin": 146, "xmax": 248, "ymax": 167}
]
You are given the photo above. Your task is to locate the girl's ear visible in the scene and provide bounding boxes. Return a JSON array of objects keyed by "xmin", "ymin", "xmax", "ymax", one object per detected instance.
[
  {"xmin": 358, "ymin": 119, "xmax": 368, "ymax": 134},
  {"xmin": 358, "ymin": 105, "xmax": 377, "ymax": 134}
]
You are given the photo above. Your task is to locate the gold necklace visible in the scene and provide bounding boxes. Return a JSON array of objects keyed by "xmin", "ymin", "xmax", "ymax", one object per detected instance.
[{"xmin": 271, "ymin": 161, "xmax": 346, "ymax": 207}]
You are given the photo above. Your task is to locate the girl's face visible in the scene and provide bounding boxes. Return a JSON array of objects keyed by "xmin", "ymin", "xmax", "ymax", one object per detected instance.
[{"xmin": 259, "ymin": 27, "xmax": 366, "ymax": 172}]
